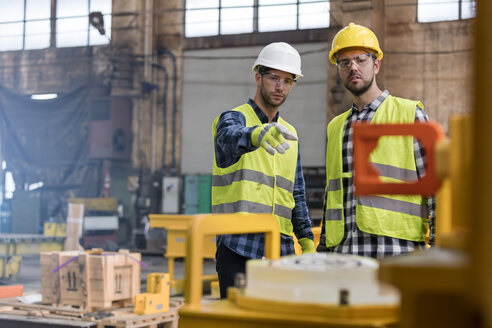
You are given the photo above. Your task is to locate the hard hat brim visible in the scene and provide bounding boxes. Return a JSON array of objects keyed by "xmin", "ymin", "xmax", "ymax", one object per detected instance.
[
  {"xmin": 329, "ymin": 46, "xmax": 383, "ymax": 64},
  {"xmin": 252, "ymin": 63, "xmax": 303, "ymax": 80}
]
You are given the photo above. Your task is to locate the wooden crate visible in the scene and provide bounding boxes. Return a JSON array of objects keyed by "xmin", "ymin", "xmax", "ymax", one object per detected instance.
[{"xmin": 41, "ymin": 249, "xmax": 141, "ymax": 310}]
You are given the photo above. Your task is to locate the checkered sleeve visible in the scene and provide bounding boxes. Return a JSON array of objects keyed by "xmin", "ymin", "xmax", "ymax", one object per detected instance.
[{"xmin": 215, "ymin": 110, "xmax": 258, "ymax": 168}]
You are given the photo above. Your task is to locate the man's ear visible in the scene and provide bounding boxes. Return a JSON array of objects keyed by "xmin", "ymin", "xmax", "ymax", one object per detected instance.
[
  {"xmin": 373, "ymin": 58, "xmax": 381, "ymax": 75},
  {"xmin": 255, "ymin": 72, "xmax": 262, "ymax": 86}
]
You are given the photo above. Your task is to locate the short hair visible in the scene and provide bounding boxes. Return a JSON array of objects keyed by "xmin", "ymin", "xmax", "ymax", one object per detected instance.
[{"xmin": 257, "ymin": 65, "xmax": 272, "ymax": 75}]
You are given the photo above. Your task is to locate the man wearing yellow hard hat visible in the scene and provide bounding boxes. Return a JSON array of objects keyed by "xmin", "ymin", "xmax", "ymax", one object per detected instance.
[{"xmin": 318, "ymin": 23, "xmax": 435, "ymax": 259}]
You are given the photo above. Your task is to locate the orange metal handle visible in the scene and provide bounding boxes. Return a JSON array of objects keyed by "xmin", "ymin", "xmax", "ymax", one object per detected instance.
[{"xmin": 353, "ymin": 121, "xmax": 446, "ymax": 196}]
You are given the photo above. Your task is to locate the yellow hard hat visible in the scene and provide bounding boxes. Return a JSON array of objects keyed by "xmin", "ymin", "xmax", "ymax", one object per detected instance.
[{"xmin": 329, "ymin": 23, "xmax": 383, "ymax": 64}]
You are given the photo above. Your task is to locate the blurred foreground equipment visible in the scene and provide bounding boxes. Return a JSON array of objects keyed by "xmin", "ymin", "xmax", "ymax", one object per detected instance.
[
  {"xmin": 134, "ymin": 273, "xmax": 170, "ymax": 315},
  {"xmin": 149, "ymin": 214, "xmax": 217, "ymax": 295},
  {"xmin": 352, "ymin": 114, "xmax": 484, "ymax": 327},
  {"xmin": 174, "ymin": 214, "xmax": 398, "ymax": 328}
]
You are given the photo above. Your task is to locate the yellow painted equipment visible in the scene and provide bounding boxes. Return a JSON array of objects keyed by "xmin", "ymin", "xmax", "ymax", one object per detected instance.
[
  {"xmin": 68, "ymin": 197, "xmax": 118, "ymax": 212},
  {"xmin": 176, "ymin": 214, "xmax": 398, "ymax": 328},
  {"xmin": 43, "ymin": 222, "xmax": 67, "ymax": 237},
  {"xmin": 355, "ymin": 5, "xmax": 492, "ymax": 327},
  {"xmin": 361, "ymin": 116, "xmax": 478, "ymax": 328},
  {"xmin": 148, "ymin": 214, "xmax": 217, "ymax": 295},
  {"xmin": 134, "ymin": 273, "xmax": 170, "ymax": 315},
  {"xmin": 0, "ymin": 233, "xmax": 64, "ymax": 282},
  {"xmin": 351, "ymin": 113, "xmax": 486, "ymax": 326},
  {"xmin": 0, "ymin": 254, "xmax": 21, "ymax": 283}
]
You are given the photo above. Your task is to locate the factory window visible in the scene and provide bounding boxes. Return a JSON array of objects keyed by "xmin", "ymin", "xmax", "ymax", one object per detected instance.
[
  {"xmin": 418, "ymin": 0, "xmax": 476, "ymax": 23},
  {"xmin": 0, "ymin": 0, "xmax": 50, "ymax": 51},
  {"xmin": 185, "ymin": 0, "xmax": 330, "ymax": 37},
  {"xmin": 57, "ymin": 0, "xmax": 111, "ymax": 48},
  {"xmin": 0, "ymin": 0, "xmax": 111, "ymax": 52}
]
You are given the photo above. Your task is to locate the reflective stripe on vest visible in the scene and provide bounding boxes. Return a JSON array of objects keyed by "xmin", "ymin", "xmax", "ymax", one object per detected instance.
[
  {"xmin": 371, "ymin": 163, "xmax": 418, "ymax": 182},
  {"xmin": 358, "ymin": 196, "xmax": 427, "ymax": 218},
  {"xmin": 324, "ymin": 96, "xmax": 429, "ymax": 246},
  {"xmin": 212, "ymin": 169, "xmax": 294, "ymax": 193},
  {"xmin": 211, "ymin": 103, "xmax": 298, "ymax": 235},
  {"xmin": 211, "ymin": 200, "xmax": 293, "ymax": 220}
]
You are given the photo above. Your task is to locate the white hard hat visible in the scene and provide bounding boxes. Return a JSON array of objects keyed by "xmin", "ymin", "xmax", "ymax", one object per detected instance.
[{"xmin": 252, "ymin": 42, "xmax": 303, "ymax": 80}]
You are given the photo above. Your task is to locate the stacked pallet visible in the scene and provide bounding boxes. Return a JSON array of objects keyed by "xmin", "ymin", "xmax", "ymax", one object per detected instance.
[{"xmin": 0, "ymin": 296, "xmax": 183, "ymax": 327}]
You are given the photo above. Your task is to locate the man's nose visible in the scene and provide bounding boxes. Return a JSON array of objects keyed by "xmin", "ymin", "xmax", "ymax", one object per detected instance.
[
  {"xmin": 347, "ymin": 60, "xmax": 361, "ymax": 71},
  {"xmin": 275, "ymin": 81, "xmax": 288, "ymax": 90}
]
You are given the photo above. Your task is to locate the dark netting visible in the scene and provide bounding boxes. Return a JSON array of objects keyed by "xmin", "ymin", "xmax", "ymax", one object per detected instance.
[{"xmin": 0, "ymin": 84, "xmax": 101, "ymax": 220}]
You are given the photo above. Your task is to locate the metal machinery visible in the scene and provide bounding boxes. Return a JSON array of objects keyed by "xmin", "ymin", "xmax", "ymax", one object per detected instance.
[
  {"xmin": 351, "ymin": 117, "xmax": 461, "ymax": 327},
  {"xmin": 154, "ymin": 125, "xmax": 448, "ymax": 327},
  {"xmin": 351, "ymin": 115, "xmax": 480, "ymax": 326},
  {"xmin": 0, "ymin": 222, "xmax": 65, "ymax": 282},
  {"xmin": 170, "ymin": 214, "xmax": 399, "ymax": 328},
  {"xmin": 364, "ymin": 2, "xmax": 491, "ymax": 326},
  {"xmin": 149, "ymin": 214, "xmax": 217, "ymax": 295},
  {"xmin": 134, "ymin": 273, "xmax": 170, "ymax": 315}
]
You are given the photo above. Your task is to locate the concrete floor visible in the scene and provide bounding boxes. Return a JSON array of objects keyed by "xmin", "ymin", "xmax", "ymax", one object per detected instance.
[{"xmin": 12, "ymin": 253, "xmax": 217, "ymax": 294}]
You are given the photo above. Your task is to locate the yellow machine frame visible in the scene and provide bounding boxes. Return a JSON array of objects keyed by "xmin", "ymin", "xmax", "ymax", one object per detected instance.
[
  {"xmin": 177, "ymin": 214, "xmax": 398, "ymax": 328},
  {"xmin": 0, "ymin": 226, "xmax": 65, "ymax": 282},
  {"xmin": 350, "ymin": 3, "xmax": 492, "ymax": 322},
  {"xmin": 149, "ymin": 214, "xmax": 217, "ymax": 294}
]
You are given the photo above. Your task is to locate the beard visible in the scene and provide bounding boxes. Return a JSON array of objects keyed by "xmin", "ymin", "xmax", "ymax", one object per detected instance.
[
  {"xmin": 260, "ymin": 82, "xmax": 287, "ymax": 108},
  {"xmin": 343, "ymin": 73, "xmax": 375, "ymax": 97}
]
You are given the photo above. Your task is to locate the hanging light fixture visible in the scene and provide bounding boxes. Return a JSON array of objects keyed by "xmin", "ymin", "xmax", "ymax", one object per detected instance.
[
  {"xmin": 31, "ymin": 93, "xmax": 58, "ymax": 100},
  {"xmin": 89, "ymin": 12, "xmax": 106, "ymax": 35}
]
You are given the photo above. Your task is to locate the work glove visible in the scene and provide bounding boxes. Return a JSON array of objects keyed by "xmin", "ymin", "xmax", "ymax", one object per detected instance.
[
  {"xmin": 299, "ymin": 238, "xmax": 316, "ymax": 254},
  {"xmin": 251, "ymin": 122, "xmax": 298, "ymax": 155}
]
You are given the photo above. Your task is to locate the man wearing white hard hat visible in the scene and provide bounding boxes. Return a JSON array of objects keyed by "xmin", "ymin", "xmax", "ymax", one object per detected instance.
[
  {"xmin": 212, "ymin": 42, "xmax": 315, "ymax": 299},
  {"xmin": 318, "ymin": 23, "xmax": 435, "ymax": 259}
]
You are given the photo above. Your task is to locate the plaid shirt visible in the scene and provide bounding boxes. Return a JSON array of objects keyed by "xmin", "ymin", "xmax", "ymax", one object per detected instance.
[
  {"xmin": 214, "ymin": 99, "xmax": 313, "ymax": 259},
  {"xmin": 318, "ymin": 90, "xmax": 436, "ymax": 259}
]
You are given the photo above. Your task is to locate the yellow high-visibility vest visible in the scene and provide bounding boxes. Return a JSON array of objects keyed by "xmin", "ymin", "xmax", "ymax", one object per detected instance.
[
  {"xmin": 324, "ymin": 95, "xmax": 429, "ymax": 247},
  {"xmin": 212, "ymin": 103, "xmax": 298, "ymax": 235}
]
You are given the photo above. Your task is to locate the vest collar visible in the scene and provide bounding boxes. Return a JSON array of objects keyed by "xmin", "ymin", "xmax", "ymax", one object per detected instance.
[
  {"xmin": 349, "ymin": 90, "xmax": 390, "ymax": 116},
  {"xmin": 247, "ymin": 98, "xmax": 280, "ymax": 124}
]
